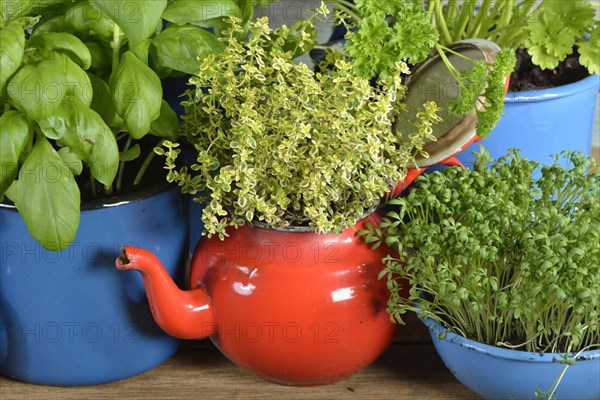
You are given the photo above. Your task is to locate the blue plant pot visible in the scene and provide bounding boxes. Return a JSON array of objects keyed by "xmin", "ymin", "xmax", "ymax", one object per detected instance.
[
  {"xmin": 0, "ymin": 185, "xmax": 187, "ymax": 386},
  {"xmin": 423, "ymin": 317, "xmax": 600, "ymax": 400},
  {"xmin": 458, "ymin": 74, "xmax": 600, "ymax": 166}
]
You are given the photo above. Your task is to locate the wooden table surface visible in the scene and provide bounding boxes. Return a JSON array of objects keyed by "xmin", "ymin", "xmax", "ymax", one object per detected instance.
[
  {"xmin": 0, "ymin": 340, "xmax": 483, "ymax": 400},
  {"xmin": 0, "ymin": 290, "xmax": 480, "ymax": 400}
]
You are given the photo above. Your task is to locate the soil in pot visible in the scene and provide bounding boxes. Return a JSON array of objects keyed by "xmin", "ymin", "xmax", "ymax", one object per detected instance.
[{"xmin": 509, "ymin": 47, "xmax": 590, "ymax": 92}]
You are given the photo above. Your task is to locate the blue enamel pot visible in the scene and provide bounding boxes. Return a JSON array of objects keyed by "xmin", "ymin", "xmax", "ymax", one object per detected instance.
[
  {"xmin": 422, "ymin": 317, "xmax": 600, "ymax": 400},
  {"xmin": 458, "ymin": 74, "xmax": 600, "ymax": 166},
  {"xmin": 0, "ymin": 184, "xmax": 187, "ymax": 386}
]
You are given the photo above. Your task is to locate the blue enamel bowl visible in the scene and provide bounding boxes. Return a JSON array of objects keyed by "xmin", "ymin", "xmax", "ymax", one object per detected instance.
[{"xmin": 423, "ymin": 317, "xmax": 600, "ymax": 400}]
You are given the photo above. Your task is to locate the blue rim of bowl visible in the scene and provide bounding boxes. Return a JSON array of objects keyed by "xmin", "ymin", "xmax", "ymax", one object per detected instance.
[{"xmin": 421, "ymin": 316, "xmax": 600, "ymax": 363}]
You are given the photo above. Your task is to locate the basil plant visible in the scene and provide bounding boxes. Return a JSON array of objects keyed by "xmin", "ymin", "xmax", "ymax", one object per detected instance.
[{"xmin": 1, "ymin": 0, "xmax": 265, "ymax": 251}]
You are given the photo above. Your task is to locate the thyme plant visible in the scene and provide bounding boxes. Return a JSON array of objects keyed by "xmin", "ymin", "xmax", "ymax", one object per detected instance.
[
  {"xmin": 363, "ymin": 149, "xmax": 600, "ymax": 356},
  {"xmin": 159, "ymin": 7, "xmax": 439, "ymax": 238}
]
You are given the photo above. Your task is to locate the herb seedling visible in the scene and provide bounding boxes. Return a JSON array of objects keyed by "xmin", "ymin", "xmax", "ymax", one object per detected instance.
[
  {"xmin": 362, "ymin": 148, "xmax": 599, "ymax": 398},
  {"xmin": 363, "ymin": 149, "xmax": 599, "ymax": 354}
]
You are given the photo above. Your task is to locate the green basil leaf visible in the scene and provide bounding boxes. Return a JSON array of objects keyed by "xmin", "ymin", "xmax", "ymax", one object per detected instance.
[
  {"xmin": 150, "ymin": 99, "xmax": 179, "ymax": 140},
  {"xmin": 87, "ymin": 72, "xmax": 120, "ymax": 127},
  {"xmin": 130, "ymin": 38, "xmax": 151, "ymax": 64},
  {"xmin": 85, "ymin": 40, "xmax": 111, "ymax": 74},
  {"xmin": 109, "ymin": 51, "xmax": 162, "ymax": 139},
  {"xmin": 58, "ymin": 146, "xmax": 83, "ymax": 176},
  {"xmin": 39, "ymin": 102, "xmax": 119, "ymax": 186},
  {"xmin": 27, "ymin": 32, "xmax": 92, "ymax": 69},
  {"xmin": 29, "ymin": 16, "xmax": 65, "ymax": 37},
  {"xmin": 0, "ymin": 22, "xmax": 25, "ymax": 93},
  {"xmin": 150, "ymin": 24, "xmax": 224, "ymax": 74},
  {"xmin": 5, "ymin": 136, "xmax": 80, "ymax": 251},
  {"xmin": 7, "ymin": 60, "xmax": 67, "ymax": 120},
  {"xmin": 162, "ymin": 0, "xmax": 241, "ymax": 26},
  {"xmin": 119, "ymin": 143, "xmax": 140, "ymax": 162},
  {"xmin": 0, "ymin": 111, "xmax": 29, "ymax": 196},
  {"xmin": 33, "ymin": 0, "xmax": 79, "ymax": 15},
  {"xmin": 36, "ymin": 113, "xmax": 64, "ymax": 140},
  {"xmin": 63, "ymin": 1, "xmax": 116, "ymax": 40},
  {"xmin": 90, "ymin": 0, "xmax": 167, "ymax": 45},
  {"xmin": 1, "ymin": 0, "xmax": 34, "ymax": 25},
  {"xmin": 58, "ymin": 53, "xmax": 93, "ymax": 106},
  {"xmin": 7, "ymin": 54, "xmax": 92, "ymax": 120}
]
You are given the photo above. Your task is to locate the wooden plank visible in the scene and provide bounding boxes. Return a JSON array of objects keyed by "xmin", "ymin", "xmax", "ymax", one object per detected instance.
[{"xmin": 0, "ymin": 342, "xmax": 482, "ymax": 400}]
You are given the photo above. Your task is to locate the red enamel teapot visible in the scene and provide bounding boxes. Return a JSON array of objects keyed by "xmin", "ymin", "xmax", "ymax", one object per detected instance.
[{"xmin": 117, "ymin": 211, "xmax": 399, "ymax": 386}]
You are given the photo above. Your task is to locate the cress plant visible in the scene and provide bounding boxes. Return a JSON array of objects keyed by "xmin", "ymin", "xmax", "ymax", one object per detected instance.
[
  {"xmin": 362, "ymin": 149, "xmax": 599, "ymax": 353},
  {"xmin": 362, "ymin": 148, "xmax": 600, "ymax": 398}
]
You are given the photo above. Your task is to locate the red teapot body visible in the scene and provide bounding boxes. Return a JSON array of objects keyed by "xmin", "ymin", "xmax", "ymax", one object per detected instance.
[{"xmin": 117, "ymin": 210, "xmax": 400, "ymax": 385}]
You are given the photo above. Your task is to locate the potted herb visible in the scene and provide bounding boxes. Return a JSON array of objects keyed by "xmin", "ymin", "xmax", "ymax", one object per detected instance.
[
  {"xmin": 329, "ymin": 0, "xmax": 598, "ymax": 166},
  {"xmin": 327, "ymin": 0, "xmax": 516, "ymax": 168},
  {"xmin": 363, "ymin": 149, "xmax": 600, "ymax": 399},
  {"xmin": 114, "ymin": 6, "xmax": 443, "ymax": 385},
  {"xmin": 417, "ymin": 0, "xmax": 599, "ymax": 166},
  {"xmin": 0, "ymin": 0, "xmax": 261, "ymax": 385}
]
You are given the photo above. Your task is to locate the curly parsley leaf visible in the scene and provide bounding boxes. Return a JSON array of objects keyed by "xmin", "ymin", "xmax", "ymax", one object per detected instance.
[
  {"xmin": 476, "ymin": 49, "xmax": 516, "ymax": 138},
  {"xmin": 343, "ymin": 1, "xmax": 438, "ymax": 82},
  {"xmin": 448, "ymin": 60, "xmax": 488, "ymax": 117},
  {"xmin": 447, "ymin": 48, "xmax": 515, "ymax": 139}
]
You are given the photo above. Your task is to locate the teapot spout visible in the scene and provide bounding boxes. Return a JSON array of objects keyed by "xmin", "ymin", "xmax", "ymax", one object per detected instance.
[{"xmin": 116, "ymin": 246, "xmax": 214, "ymax": 340}]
